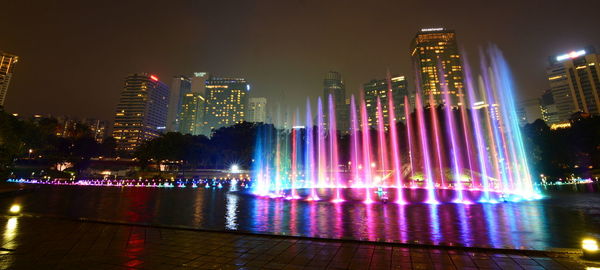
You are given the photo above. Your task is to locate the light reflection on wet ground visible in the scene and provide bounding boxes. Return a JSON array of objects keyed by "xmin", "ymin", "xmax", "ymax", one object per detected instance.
[
  {"xmin": 1, "ymin": 216, "xmax": 596, "ymax": 270},
  {"xmin": 0, "ymin": 182, "xmax": 598, "ymax": 250}
]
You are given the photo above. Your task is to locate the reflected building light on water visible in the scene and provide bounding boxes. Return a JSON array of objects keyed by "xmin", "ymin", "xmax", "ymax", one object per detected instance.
[
  {"xmin": 396, "ymin": 204, "xmax": 408, "ymax": 243},
  {"xmin": 225, "ymin": 194, "xmax": 239, "ymax": 230},
  {"xmin": 457, "ymin": 204, "xmax": 472, "ymax": 247},
  {"xmin": 428, "ymin": 204, "xmax": 441, "ymax": 245},
  {"xmin": 192, "ymin": 191, "xmax": 205, "ymax": 227},
  {"xmin": 483, "ymin": 204, "xmax": 500, "ymax": 248},
  {"xmin": 241, "ymin": 192, "xmax": 548, "ymax": 249}
]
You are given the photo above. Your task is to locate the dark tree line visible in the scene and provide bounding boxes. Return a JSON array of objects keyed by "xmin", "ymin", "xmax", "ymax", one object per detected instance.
[
  {"xmin": 0, "ymin": 109, "xmax": 115, "ymax": 178},
  {"xmin": 522, "ymin": 115, "xmax": 600, "ymax": 180},
  {"xmin": 135, "ymin": 122, "xmax": 273, "ymax": 170}
]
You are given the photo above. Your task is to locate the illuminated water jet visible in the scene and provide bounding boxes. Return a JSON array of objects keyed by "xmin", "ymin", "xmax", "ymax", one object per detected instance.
[{"xmin": 251, "ymin": 47, "xmax": 540, "ymax": 204}]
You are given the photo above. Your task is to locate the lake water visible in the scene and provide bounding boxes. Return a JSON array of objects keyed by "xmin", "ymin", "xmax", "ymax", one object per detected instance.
[{"xmin": 1, "ymin": 182, "xmax": 598, "ymax": 251}]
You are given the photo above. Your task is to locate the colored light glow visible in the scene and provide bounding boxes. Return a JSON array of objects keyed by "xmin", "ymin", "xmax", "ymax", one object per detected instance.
[
  {"xmin": 9, "ymin": 204, "xmax": 20, "ymax": 214},
  {"xmin": 583, "ymin": 239, "xmax": 599, "ymax": 251},
  {"xmin": 150, "ymin": 75, "xmax": 159, "ymax": 81},
  {"xmin": 421, "ymin": 27, "xmax": 444, "ymax": 32},
  {"xmin": 550, "ymin": 122, "xmax": 571, "ymax": 130},
  {"xmin": 556, "ymin": 50, "xmax": 586, "ymax": 61},
  {"xmin": 247, "ymin": 47, "xmax": 539, "ymax": 203},
  {"xmin": 15, "ymin": 47, "xmax": 536, "ymax": 206}
]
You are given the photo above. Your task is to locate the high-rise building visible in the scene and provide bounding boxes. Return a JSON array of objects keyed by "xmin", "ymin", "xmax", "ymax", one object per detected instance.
[
  {"xmin": 323, "ymin": 71, "xmax": 348, "ymax": 132},
  {"xmin": 191, "ymin": 72, "xmax": 209, "ymax": 95},
  {"xmin": 203, "ymin": 76, "xmax": 249, "ymax": 135},
  {"xmin": 540, "ymin": 89, "xmax": 560, "ymax": 125},
  {"xmin": 166, "ymin": 76, "xmax": 192, "ymax": 132},
  {"xmin": 546, "ymin": 46, "xmax": 600, "ymax": 125},
  {"xmin": 410, "ymin": 28, "xmax": 464, "ymax": 105},
  {"xmin": 363, "ymin": 75, "xmax": 409, "ymax": 128},
  {"xmin": 84, "ymin": 118, "xmax": 108, "ymax": 143},
  {"xmin": 517, "ymin": 98, "xmax": 543, "ymax": 126},
  {"xmin": 473, "ymin": 101, "xmax": 501, "ymax": 121},
  {"xmin": 112, "ymin": 73, "xmax": 169, "ymax": 151},
  {"xmin": 178, "ymin": 93, "xmax": 205, "ymax": 135},
  {"xmin": 166, "ymin": 72, "xmax": 210, "ymax": 133},
  {"xmin": 247, "ymin": 97, "xmax": 267, "ymax": 123},
  {"xmin": 55, "ymin": 116, "xmax": 80, "ymax": 138},
  {"xmin": 0, "ymin": 51, "xmax": 18, "ymax": 107}
]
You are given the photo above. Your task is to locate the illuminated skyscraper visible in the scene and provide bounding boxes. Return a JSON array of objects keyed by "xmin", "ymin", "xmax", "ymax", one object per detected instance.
[
  {"xmin": 203, "ymin": 76, "xmax": 249, "ymax": 135},
  {"xmin": 363, "ymin": 75, "xmax": 408, "ymax": 128},
  {"xmin": 410, "ymin": 28, "xmax": 464, "ymax": 105},
  {"xmin": 112, "ymin": 73, "xmax": 170, "ymax": 151},
  {"xmin": 473, "ymin": 101, "xmax": 501, "ymax": 122},
  {"xmin": 546, "ymin": 46, "xmax": 600, "ymax": 125},
  {"xmin": 178, "ymin": 93, "xmax": 205, "ymax": 135},
  {"xmin": 516, "ymin": 98, "xmax": 542, "ymax": 126},
  {"xmin": 191, "ymin": 72, "xmax": 209, "ymax": 95},
  {"xmin": 540, "ymin": 89, "xmax": 559, "ymax": 125},
  {"xmin": 166, "ymin": 75, "xmax": 192, "ymax": 132},
  {"xmin": 323, "ymin": 71, "xmax": 348, "ymax": 132},
  {"xmin": 84, "ymin": 118, "xmax": 108, "ymax": 143},
  {"xmin": 0, "ymin": 51, "xmax": 18, "ymax": 107},
  {"xmin": 167, "ymin": 72, "xmax": 210, "ymax": 133},
  {"xmin": 247, "ymin": 97, "xmax": 267, "ymax": 123}
]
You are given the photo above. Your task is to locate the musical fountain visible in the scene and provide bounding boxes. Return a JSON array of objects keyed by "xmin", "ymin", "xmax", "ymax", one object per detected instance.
[{"xmin": 251, "ymin": 47, "xmax": 541, "ymax": 204}]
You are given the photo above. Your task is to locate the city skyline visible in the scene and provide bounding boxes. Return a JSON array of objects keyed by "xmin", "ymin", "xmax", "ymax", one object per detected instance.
[
  {"xmin": 1, "ymin": 3, "xmax": 600, "ymax": 269},
  {"xmin": 1, "ymin": 0, "xmax": 599, "ymax": 123}
]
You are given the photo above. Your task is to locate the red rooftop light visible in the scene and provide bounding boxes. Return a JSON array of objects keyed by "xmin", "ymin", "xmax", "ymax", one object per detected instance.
[{"xmin": 150, "ymin": 75, "xmax": 159, "ymax": 81}]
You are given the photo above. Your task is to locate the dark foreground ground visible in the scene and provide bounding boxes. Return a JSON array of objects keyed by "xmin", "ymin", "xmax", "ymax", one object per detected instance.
[{"xmin": 0, "ymin": 215, "xmax": 598, "ymax": 270}]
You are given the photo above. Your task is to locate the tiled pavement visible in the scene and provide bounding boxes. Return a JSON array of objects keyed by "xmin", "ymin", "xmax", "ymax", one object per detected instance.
[{"xmin": 0, "ymin": 216, "xmax": 598, "ymax": 269}]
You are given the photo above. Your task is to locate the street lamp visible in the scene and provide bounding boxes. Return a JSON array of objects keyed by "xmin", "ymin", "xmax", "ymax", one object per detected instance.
[
  {"xmin": 230, "ymin": 164, "xmax": 240, "ymax": 174},
  {"xmin": 582, "ymin": 238, "xmax": 599, "ymax": 260},
  {"xmin": 9, "ymin": 204, "xmax": 21, "ymax": 215}
]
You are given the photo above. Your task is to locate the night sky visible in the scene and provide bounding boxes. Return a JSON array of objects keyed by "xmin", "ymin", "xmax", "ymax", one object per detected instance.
[{"xmin": 1, "ymin": 0, "xmax": 599, "ymax": 123}]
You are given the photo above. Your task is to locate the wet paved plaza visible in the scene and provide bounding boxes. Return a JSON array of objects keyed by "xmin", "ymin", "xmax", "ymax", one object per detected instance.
[{"xmin": 0, "ymin": 215, "xmax": 598, "ymax": 270}]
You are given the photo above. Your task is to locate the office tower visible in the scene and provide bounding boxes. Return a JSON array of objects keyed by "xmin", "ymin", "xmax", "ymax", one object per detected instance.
[
  {"xmin": 84, "ymin": 118, "xmax": 108, "ymax": 143},
  {"xmin": 517, "ymin": 98, "xmax": 543, "ymax": 126},
  {"xmin": 112, "ymin": 73, "xmax": 170, "ymax": 151},
  {"xmin": 546, "ymin": 46, "xmax": 600, "ymax": 125},
  {"xmin": 247, "ymin": 97, "xmax": 267, "ymax": 123},
  {"xmin": 323, "ymin": 71, "xmax": 348, "ymax": 132},
  {"xmin": 55, "ymin": 116, "xmax": 80, "ymax": 138},
  {"xmin": 178, "ymin": 93, "xmax": 205, "ymax": 135},
  {"xmin": 0, "ymin": 51, "xmax": 18, "ymax": 106},
  {"xmin": 167, "ymin": 72, "xmax": 210, "ymax": 133},
  {"xmin": 540, "ymin": 89, "xmax": 560, "ymax": 126},
  {"xmin": 363, "ymin": 75, "xmax": 409, "ymax": 128},
  {"xmin": 166, "ymin": 76, "xmax": 192, "ymax": 132},
  {"xmin": 191, "ymin": 72, "xmax": 209, "ymax": 95},
  {"xmin": 473, "ymin": 101, "xmax": 501, "ymax": 121},
  {"xmin": 203, "ymin": 76, "xmax": 249, "ymax": 135},
  {"xmin": 51, "ymin": 116, "xmax": 106, "ymax": 142},
  {"xmin": 410, "ymin": 28, "xmax": 464, "ymax": 105}
]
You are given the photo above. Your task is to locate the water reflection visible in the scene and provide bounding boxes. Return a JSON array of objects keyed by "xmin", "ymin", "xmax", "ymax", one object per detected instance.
[
  {"xmin": 124, "ymin": 229, "xmax": 145, "ymax": 268},
  {"xmin": 241, "ymin": 199, "xmax": 555, "ymax": 249},
  {"xmin": 2, "ymin": 184, "xmax": 599, "ymax": 250},
  {"xmin": 225, "ymin": 193, "xmax": 238, "ymax": 230}
]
